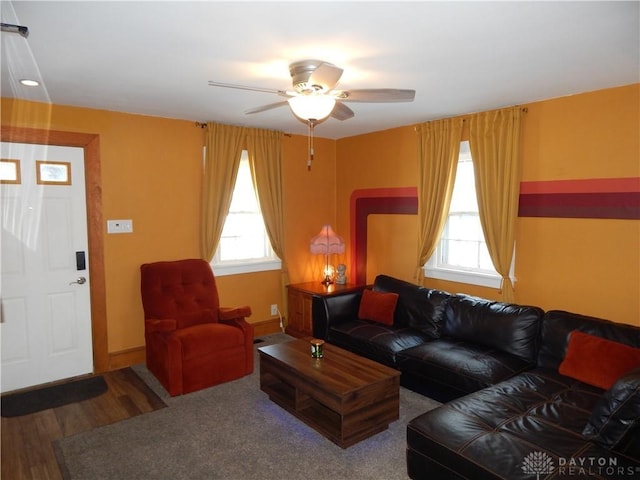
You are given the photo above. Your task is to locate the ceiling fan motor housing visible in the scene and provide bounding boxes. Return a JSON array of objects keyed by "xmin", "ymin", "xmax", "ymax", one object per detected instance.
[{"xmin": 289, "ymin": 59, "xmax": 331, "ymax": 94}]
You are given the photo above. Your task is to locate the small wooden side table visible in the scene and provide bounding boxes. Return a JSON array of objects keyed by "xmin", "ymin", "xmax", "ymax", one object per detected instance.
[{"xmin": 285, "ymin": 282, "xmax": 366, "ymax": 338}]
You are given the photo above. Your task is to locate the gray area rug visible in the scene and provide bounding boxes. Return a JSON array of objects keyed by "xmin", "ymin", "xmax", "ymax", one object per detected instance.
[{"xmin": 56, "ymin": 333, "xmax": 441, "ymax": 479}]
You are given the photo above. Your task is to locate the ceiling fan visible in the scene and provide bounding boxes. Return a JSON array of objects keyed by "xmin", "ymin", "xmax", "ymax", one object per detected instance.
[{"xmin": 208, "ymin": 59, "xmax": 416, "ymax": 123}]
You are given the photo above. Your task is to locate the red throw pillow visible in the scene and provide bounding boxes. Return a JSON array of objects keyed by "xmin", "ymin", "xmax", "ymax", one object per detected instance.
[
  {"xmin": 559, "ymin": 330, "xmax": 640, "ymax": 389},
  {"xmin": 358, "ymin": 289, "xmax": 399, "ymax": 326}
]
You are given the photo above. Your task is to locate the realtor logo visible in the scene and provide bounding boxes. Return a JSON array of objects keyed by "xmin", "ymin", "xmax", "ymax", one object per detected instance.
[
  {"xmin": 522, "ymin": 451, "xmax": 555, "ymax": 479},
  {"xmin": 521, "ymin": 451, "xmax": 640, "ymax": 478}
]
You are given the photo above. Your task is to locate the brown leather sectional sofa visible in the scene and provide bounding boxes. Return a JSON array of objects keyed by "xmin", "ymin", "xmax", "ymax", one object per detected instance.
[{"xmin": 312, "ymin": 275, "xmax": 640, "ymax": 479}]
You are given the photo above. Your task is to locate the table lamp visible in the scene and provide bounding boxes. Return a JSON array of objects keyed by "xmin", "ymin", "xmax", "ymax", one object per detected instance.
[{"xmin": 309, "ymin": 224, "xmax": 345, "ymax": 286}]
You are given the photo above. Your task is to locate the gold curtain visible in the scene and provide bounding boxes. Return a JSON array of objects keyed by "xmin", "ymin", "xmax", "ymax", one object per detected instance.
[
  {"xmin": 246, "ymin": 128, "xmax": 290, "ymax": 312},
  {"xmin": 416, "ymin": 117, "xmax": 464, "ymax": 281},
  {"xmin": 201, "ymin": 122, "xmax": 246, "ymax": 261},
  {"xmin": 468, "ymin": 107, "xmax": 523, "ymax": 302}
]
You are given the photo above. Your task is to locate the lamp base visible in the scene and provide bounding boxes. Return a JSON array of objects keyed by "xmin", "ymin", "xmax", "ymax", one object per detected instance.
[{"xmin": 321, "ymin": 276, "xmax": 334, "ymax": 286}]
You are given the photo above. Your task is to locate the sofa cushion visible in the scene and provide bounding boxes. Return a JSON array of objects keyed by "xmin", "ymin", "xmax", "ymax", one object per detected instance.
[
  {"xmin": 328, "ymin": 319, "xmax": 430, "ymax": 367},
  {"xmin": 559, "ymin": 330, "xmax": 640, "ymax": 389},
  {"xmin": 583, "ymin": 367, "xmax": 640, "ymax": 450},
  {"xmin": 373, "ymin": 275, "xmax": 451, "ymax": 338},
  {"xmin": 537, "ymin": 310, "xmax": 640, "ymax": 370},
  {"xmin": 397, "ymin": 339, "xmax": 534, "ymax": 400},
  {"xmin": 442, "ymin": 294, "xmax": 543, "ymax": 363},
  {"xmin": 358, "ymin": 289, "xmax": 398, "ymax": 325}
]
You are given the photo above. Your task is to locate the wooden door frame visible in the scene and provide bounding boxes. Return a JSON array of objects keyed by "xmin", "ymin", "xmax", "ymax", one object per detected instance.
[{"xmin": 1, "ymin": 126, "xmax": 108, "ymax": 373}]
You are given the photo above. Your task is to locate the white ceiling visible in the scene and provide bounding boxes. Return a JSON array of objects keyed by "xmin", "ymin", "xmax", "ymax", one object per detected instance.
[{"xmin": 1, "ymin": 1, "xmax": 638, "ymax": 139}]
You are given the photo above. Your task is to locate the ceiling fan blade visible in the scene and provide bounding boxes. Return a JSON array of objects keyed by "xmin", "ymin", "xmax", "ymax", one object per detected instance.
[
  {"xmin": 208, "ymin": 81, "xmax": 289, "ymax": 96},
  {"xmin": 244, "ymin": 101, "xmax": 289, "ymax": 115},
  {"xmin": 331, "ymin": 102, "xmax": 355, "ymax": 121},
  {"xmin": 307, "ymin": 62, "xmax": 344, "ymax": 92},
  {"xmin": 337, "ymin": 88, "xmax": 415, "ymax": 103}
]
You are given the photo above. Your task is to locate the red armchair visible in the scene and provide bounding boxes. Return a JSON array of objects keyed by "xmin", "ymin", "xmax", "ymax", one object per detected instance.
[{"xmin": 140, "ymin": 259, "xmax": 254, "ymax": 396}]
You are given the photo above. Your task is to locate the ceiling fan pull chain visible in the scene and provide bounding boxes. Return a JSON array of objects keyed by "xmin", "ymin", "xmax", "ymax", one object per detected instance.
[{"xmin": 307, "ymin": 120, "xmax": 314, "ymax": 171}]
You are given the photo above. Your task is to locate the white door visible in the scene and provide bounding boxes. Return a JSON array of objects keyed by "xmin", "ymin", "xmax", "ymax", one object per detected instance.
[{"xmin": 1, "ymin": 142, "xmax": 93, "ymax": 393}]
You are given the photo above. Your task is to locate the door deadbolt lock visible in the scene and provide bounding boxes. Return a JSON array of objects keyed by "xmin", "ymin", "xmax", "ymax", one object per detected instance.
[{"xmin": 69, "ymin": 276, "xmax": 87, "ymax": 285}]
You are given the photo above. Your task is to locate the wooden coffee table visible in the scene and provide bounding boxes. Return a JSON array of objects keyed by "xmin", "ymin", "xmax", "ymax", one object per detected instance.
[{"xmin": 258, "ymin": 338, "xmax": 400, "ymax": 448}]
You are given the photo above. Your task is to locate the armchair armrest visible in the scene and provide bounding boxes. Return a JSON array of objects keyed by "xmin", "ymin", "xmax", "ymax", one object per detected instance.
[
  {"xmin": 312, "ymin": 290, "xmax": 364, "ymax": 340},
  {"xmin": 218, "ymin": 306, "xmax": 252, "ymax": 321},
  {"xmin": 145, "ymin": 318, "xmax": 177, "ymax": 333},
  {"xmin": 218, "ymin": 311, "xmax": 255, "ymax": 371},
  {"xmin": 218, "ymin": 311, "xmax": 255, "ymax": 376},
  {"xmin": 219, "ymin": 306, "xmax": 253, "ymax": 334},
  {"xmin": 219, "ymin": 315, "xmax": 254, "ymax": 335}
]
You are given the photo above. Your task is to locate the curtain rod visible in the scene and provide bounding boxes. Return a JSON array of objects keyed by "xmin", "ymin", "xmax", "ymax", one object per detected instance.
[
  {"xmin": 413, "ymin": 107, "xmax": 529, "ymax": 131},
  {"xmin": 195, "ymin": 121, "xmax": 293, "ymax": 137},
  {"xmin": 197, "ymin": 107, "xmax": 529, "ymax": 132}
]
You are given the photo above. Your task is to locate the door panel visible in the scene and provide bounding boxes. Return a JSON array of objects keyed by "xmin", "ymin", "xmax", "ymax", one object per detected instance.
[
  {"xmin": 1, "ymin": 142, "xmax": 93, "ymax": 392},
  {"xmin": 1, "ymin": 297, "xmax": 29, "ymax": 362},
  {"xmin": 44, "ymin": 198, "xmax": 75, "ymax": 270}
]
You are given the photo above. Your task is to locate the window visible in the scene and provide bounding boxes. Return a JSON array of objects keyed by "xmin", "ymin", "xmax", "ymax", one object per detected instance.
[
  {"xmin": 424, "ymin": 141, "xmax": 511, "ymax": 288},
  {"xmin": 211, "ymin": 151, "xmax": 281, "ymax": 276}
]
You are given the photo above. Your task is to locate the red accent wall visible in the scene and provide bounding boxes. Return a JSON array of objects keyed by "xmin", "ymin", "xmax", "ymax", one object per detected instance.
[
  {"xmin": 350, "ymin": 178, "xmax": 640, "ymax": 284},
  {"xmin": 519, "ymin": 177, "xmax": 640, "ymax": 219},
  {"xmin": 350, "ymin": 187, "xmax": 418, "ymax": 285}
]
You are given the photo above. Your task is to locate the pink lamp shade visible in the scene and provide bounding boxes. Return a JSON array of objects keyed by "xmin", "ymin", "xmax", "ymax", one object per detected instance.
[
  {"xmin": 309, "ymin": 225, "xmax": 345, "ymax": 255},
  {"xmin": 310, "ymin": 225, "xmax": 345, "ymax": 286}
]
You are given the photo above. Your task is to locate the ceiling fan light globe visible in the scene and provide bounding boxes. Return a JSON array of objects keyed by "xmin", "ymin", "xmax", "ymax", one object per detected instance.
[{"xmin": 288, "ymin": 95, "xmax": 336, "ymax": 121}]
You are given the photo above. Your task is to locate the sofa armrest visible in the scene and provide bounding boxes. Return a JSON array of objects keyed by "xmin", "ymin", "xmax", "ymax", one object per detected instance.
[
  {"xmin": 583, "ymin": 367, "xmax": 640, "ymax": 455},
  {"xmin": 145, "ymin": 318, "xmax": 177, "ymax": 333},
  {"xmin": 312, "ymin": 290, "xmax": 364, "ymax": 339}
]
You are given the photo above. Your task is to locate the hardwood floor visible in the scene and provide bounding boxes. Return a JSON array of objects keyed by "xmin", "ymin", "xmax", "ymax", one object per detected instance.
[{"xmin": 1, "ymin": 368, "xmax": 166, "ymax": 480}]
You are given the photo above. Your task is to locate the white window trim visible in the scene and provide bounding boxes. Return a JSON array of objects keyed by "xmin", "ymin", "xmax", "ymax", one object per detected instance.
[
  {"xmin": 206, "ymin": 149, "xmax": 282, "ymax": 277},
  {"xmin": 424, "ymin": 253, "xmax": 516, "ymax": 289},
  {"xmin": 212, "ymin": 257, "xmax": 281, "ymax": 277},
  {"xmin": 422, "ymin": 140, "xmax": 516, "ymax": 289}
]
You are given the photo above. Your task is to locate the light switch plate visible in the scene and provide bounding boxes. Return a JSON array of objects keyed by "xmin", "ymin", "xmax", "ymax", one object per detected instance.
[{"xmin": 107, "ymin": 219, "xmax": 133, "ymax": 234}]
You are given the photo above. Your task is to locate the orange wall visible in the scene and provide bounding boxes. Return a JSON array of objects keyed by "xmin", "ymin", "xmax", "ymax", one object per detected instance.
[
  {"xmin": 335, "ymin": 125, "xmax": 419, "ymax": 283},
  {"xmin": 282, "ymin": 134, "xmax": 337, "ymax": 283},
  {"xmin": 515, "ymin": 85, "xmax": 639, "ymax": 324},
  {"xmin": 0, "ymin": 99, "xmax": 334, "ymax": 356},
  {"xmin": 2, "ymin": 83, "xmax": 637, "ymax": 363},
  {"xmin": 335, "ymin": 84, "xmax": 640, "ymax": 326}
]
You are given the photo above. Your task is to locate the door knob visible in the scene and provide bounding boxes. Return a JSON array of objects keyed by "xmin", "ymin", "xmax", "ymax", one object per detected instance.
[{"xmin": 69, "ymin": 276, "xmax": 87, "ymax": 285}]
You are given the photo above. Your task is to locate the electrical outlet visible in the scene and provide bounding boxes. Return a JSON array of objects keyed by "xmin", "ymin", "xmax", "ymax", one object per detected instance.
[{"xmin": 270, "ymin": 304, "xmax": 278, "ymax": 316}]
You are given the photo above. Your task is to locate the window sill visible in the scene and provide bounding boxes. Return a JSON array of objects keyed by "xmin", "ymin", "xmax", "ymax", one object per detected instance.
[
  {"xmin": 423, "ymin": 265, "xmax": 505, "ymax": 289},
  {"xmin": 212, "ymin": 259, "xmax": 281, "ymax": 277}
]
